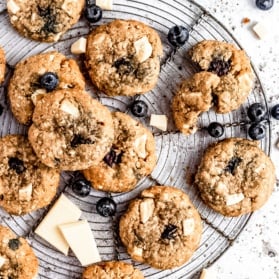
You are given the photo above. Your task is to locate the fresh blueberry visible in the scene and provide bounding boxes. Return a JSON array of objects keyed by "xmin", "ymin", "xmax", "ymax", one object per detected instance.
[
  {"xmin": 8, "ymin": 238, "xmax": 21, "ymax": 251},
  {"xmin": 8, "ymin": 157, "xmax": 26, "ymax": 174},
  {"xmin": 96, "ymin": 197, "xmax": 117, "ymax": 217},
  {"xmin": 84, "ymin": 4, "xmax": 102, "ymax": 23},
  {"xmin": 39, "ymin": 72, "xmax": 59, "ymax": 91},
  {"xmin": 256, "ymin": 0, "xmax": 273, "ymax": 10},
  {"xmin": 167, "ymin": 25, "xmax": 189, "ymax": 47},
  {"xmin": 207, "ymin": 122, "xmax": 224, "ymax": 138},
  {"xmin": 248, "ymin": 122, "xmax": 266, "ymax": 140},
  {"xmin": 271, "ymin": 104, "xmax": 279, "ymax": 120},
  {"xmin": 130, "ymin": 100, "xmax": 148, "ymax": 117},
  {"xmin": 71, "ymin": 178, "xmax": 91, "ymax": 197},
  {"xmin": 247, "ymin": 103, "xmax": 267, "ymax": 122}
]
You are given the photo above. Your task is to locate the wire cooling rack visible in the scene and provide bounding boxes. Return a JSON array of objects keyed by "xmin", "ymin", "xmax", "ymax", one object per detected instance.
[{"xmin": 0, "ymin": 0, "xmax": 271, "ymax": 278}]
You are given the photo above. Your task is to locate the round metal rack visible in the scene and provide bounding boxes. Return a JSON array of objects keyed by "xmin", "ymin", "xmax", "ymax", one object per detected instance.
[{"xmin": 0, "ymin": 0, "xmax": 271, "ymax": 278}]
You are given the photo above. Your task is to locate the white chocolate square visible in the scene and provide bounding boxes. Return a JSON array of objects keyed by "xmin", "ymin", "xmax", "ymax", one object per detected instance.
[
  {"xmin": 96, "ymin": 0, "xmax": 113, "ymax": 10},
  {"xmin": 140, "ymin": 198, "xmax": 155, "ymax": 223},
  {"xmin": 134, "ymin": 36, "xmax": 153, "ymax": 63},
  {"xmin": 150, "ymin": 114, "xmax": 168, "ymax": 131},
  {"xmin": 71, "ymin": 37, "xmax": 87, "ymax": 55}
]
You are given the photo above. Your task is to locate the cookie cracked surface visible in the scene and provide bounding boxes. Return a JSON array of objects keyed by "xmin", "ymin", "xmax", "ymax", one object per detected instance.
[
  {"xmin": 195, "ymin": 138, "xmax": 275, "ymax": 217},
  {"xmin": 85, "ymin": 19, "xmax": 163, "ymax": 96},
  {"xmin": 119, "ymin": 185, "xmax": 202, "ymax": 269}
]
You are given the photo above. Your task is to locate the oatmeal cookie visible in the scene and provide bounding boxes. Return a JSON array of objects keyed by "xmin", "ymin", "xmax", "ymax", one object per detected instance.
[
  {"xmin": 0, "ymin": 135, "xmax": 60, "ymax": 215},
  {"xmin": 28, "ymin": 89, "xmax": 114, "ymax": 171},
  {"xmin": 195, "ymin": 138, "xmax": 275, "ymax": 217},
  {"xmin": 119, "ymin": 185, "xmax": 202, "ymax": 269},
  {"xmin": 83, "ymin": 112, "xmax": 156, "ymax": 193},
  {"xmin": 172, "ymin": 72, "xmax": 220, "ymax": 135},
  {"xmin": 82, "ymin": 261, "xmax": 144, "ymax": 279},
  {"xmin": 0, "ymin": 225, "xmax": 39, "ymax": 279},
  {"xmin": 189, "ymin": 40, "xmax": 254, "ymax": 113},
  {"xmin": 85, "ymin": 19, "xmax": 163, "ymax": 96},
  {"xmin": 8, "ymin": 51, "xmax": 85, "ymax": 125},
  {"xmin": 7, "ymin": 0, "xmax": 84, "ymax": 42},
  {"xmin": 0, "ymin": 46, "xmax": 5, "ymax": 84}
]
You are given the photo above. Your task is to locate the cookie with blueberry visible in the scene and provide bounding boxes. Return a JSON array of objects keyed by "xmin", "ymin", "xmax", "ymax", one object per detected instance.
[
  {"xmin": 82, "ymin": 261, "xmax": 144, "ymax": 279},
  {"xmin": 0, "ymin": 135, "xmax": 60, "ymax": 215},
  {"xmin": 172, "ymin": 71, "xmax": 220, "ymax": 135},
  {"xmin": 0, "ymin": 46, "xmax": 5, "ymax": 84},
  {"xmin": 85, "ymin": 19, "xmax": 163, "ymax": 96},
  {"xmin": 83, "ymin": 112, "xmax": 156, "ymax": 192},
  {"xmin": 119, "ymin": 185, "xmax": 202, "ymax": 269},
  {"xmin": 6, "ymin": 0, "xmax": 84, "ymax": 42},
  {"xmin": 28, "ymin": 89, "xmax": 114, "ymax": 171},
  {"xmin": 0, "ymin": 225, "xmax": 39, "ymax": 278},
  {"xmin": 195, "ymin": 138, "xmax": 275, "ymax": 217},
  {"xmin": 189, "ymin": 40, "xmax": 254, "ymax": 113},
  {"xmin": 8, "ymin": 51, "xmax": 85, "ymax": 125}
]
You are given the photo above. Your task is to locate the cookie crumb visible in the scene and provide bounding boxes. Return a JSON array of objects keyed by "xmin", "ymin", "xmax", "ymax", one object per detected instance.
[{"xmin": 241, "ymin": 17, "xmax": 250, "ymax": 25}]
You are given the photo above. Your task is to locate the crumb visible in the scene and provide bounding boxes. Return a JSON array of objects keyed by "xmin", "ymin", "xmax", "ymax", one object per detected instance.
[{"xmin": 242, "ymin": 17, "xmax": 251, "ymax": 25}]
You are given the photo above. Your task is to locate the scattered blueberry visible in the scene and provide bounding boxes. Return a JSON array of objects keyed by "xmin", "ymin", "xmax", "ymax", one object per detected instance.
[
  {"xmin": 130, "ymin": 100, "xmax": 148, "ymax": 117},
  {"xmin": 256, "ymin": 0, "xmax": 273, "ymax": 10},
  {"xmin": 208, "ymin": 59, "xmax": 231, "ymax": 76},
  {"xmin": 39, "ymin": 72, "xmax": 59, "ymax": 91},
  {"xmin": 271, "ymin": 104, "xmax": 279, "ymax": 120},
  {"xmin": 8, "ymin": 157, "xmax": 26, "ymax": 174},
  {"xmin": 247, "ymin": 103, "xmax": 267, "ymax": 122},
  {"xmin": 161, "ymin": 224, "xmax": 177, "ymax": 240},
  {"xmin": 248, "ymin": 122, "xmax": 266, "ymax": 140},
  {"xmin": 84, "ymin": 4, "xmax": 102, "ymax": 23},
  {"xmin": 167, "ymin": 25, "xmax": 189, "ymax": 47},
  {"xmin": 71, "ymin": 178, "xmax": 91, "ymax": 197},
  {"xmin": 8, "ymin": 238, "xmax": 21, "ymax": 250},
  {"xmin": 207, "ymin": 122, "xmax": 224, "ymax": 138},
  {"xmin": 96, "ymin": 197, "xmax": 117, "ymax": 217}
]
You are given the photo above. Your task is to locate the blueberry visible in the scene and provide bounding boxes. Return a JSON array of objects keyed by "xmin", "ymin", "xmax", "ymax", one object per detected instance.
[
  {"xmin": 8, "ymin": 157, "xmax": 26, "ymax": 174},
  {"xmin": 224, "ymin": 157, "xmax": 242, "ymax": 175},
  {"xmin": 247, "ymin": 103, "xmax": 267, "ymax": 122},
  {"xmin": 84, "ymin": 4, "xmax": 102, "ymax": 23},
  {"xmin": 39, "ymin": 72, "xmax": 59, "ymax": 91},
  {"xmin": 71, "ymin": 178, "xmax": 91, "ymax": 197},
  {"xmin": 161, "ymin": 224, "xmax": 177, "ymax": 240},
  {"xmin": 130, "ymin": 100, "xmax": 148, "ymax": 117},
  {"xmin": 248, "ymin": 122, "xmax": 266, "ymax": 140},
  {"xmin": 96, "ymin": 197, "xmax": 117, "ymax": 217},
  {"xmin": 167, "ymin": 25, "xmax": 189, "ymax": 47},
  {"xmin": 207, "ymin": 122, "xmax": 224, "ymax": 138},
  {"xmin": 271, "ymin": 104, "xmax": 279, "ymax": 120},
  {"xmin": 256, "ymin": 0, "xmax": 273, "ymax": 10}
]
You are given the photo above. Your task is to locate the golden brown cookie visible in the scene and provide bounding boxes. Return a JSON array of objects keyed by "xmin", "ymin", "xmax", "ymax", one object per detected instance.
[
  {"xmin": 189, "ymin": 40, "xmax": 254, "ymax": 113},
  {"xmin": 7, "ymin": 0, "xmax": 84, "ymax": 42},
  {"xmin": 0, "ymin": 46, "xmax": 5, "ymax": 84},
  {"xmin": 8, "ymin": 51, "xmax": 85, "ymax": 125},
  {"xmin": 83, "ymin": 112, "xmax": 156, "ymax": 193},
  {"xmin": 195, "ymin": 138, "xmax": 275, "ymax": 217},
  {"xmin": 119, "ymin": 186, "xmax": 202, "ymax": 269},
  {"xmin": 85, "ymin": 19, "xmax": 163, "ymax": 96}
]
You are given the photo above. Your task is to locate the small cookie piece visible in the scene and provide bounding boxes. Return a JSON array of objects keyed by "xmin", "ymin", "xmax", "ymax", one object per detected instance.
[
  {"xmin": 0, "ymin": 46, "xmax": 5, "ymax": 84},
  {"xmin": 28, "ymin": 89, "xmax": 114, "ymax": 171},
  {"xmin": 83, "ymin": 112, "xmax": 156, "ymax": 192},
  {"xmin": 8, "ymin": 51, "xmax": 85, "ymax": 125},
  {"xmin": 172, "ymin": 72, "xmax": 220, "ymax": 135},
  {"xmin": 0, "ymin": 225, "xmax": 39, "ymax": 278},
  {"xmin": 0, "ymin": 135, "xmax": 60, "ymax": 215},
  {"xmin": 189, "ymin": 40, "xmax": 254, "ymax": 113},
  {"xmin": 7, "ymin": 0, "xmax": 84, "ymax": 42},
  {"xmin": 119, "ymin": 186, "xmax": 202, "ymax": 269},
  {"xmin": 85, "ymin": 19, "xmax": 163, "ymax": 96},
  {"xmin": 195, "ymin": 138, "xmax": 275, "ymax": 217},
  {"xmin": 82, "ymin": 261, "xmax": 144, "ymax": 279}
]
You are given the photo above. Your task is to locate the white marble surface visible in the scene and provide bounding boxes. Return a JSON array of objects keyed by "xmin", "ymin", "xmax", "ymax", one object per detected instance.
[{"xmin": 194, "ymin": 0, "xmax": 279, "ymax": 278}]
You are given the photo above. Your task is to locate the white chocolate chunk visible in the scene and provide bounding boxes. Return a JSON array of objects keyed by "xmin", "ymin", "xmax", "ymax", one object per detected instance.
[
  {"xmin": 60, "ymin": 100, "xmax": 80, "ymax": 118},
  {"xmin": 96, "ymin": 0, "xmax": 113, "ymax": 10},
  {"xmin": 62, "ymin": 0, "xmax": 77, "ymax": 15},
  {"xmin": 253, "ymin": 22, "xmax": 267, "ymax": 39},
  {"xmin": 59, "ymin": 220, "xmax": 101, "ymax": 266},
  {"xmin": 71, "ymin": 37, "xmax": 87, "ymax": 55},
  {"xmin": 7, "ymin": 0, "xmax": 20, "ymax": 14},
  {"xmin": 134, "ymin": 134, "xmax": 147, "ymax": 159},
  {"xmin": 35, "ymin": 194, "xmax": 82, "ymax": 255},
  {"xmin": 200, "ymin": 268, "xmax": 217, "ymax": 279},
  {"xmin": 140, "ymin": 198, "xmax": 154, "ymax": 223},
  {"xmin": 134, "ymin": 36, "xmax": 153, "ymax": 63},
  {"xmin": 0, "ymin": 255, "xmax": 6, "ymax": 268},
  {"xmin": 215, "ymin": 182, "xmax": 228, "ymax": 195},
  {"xmin": 19, "ymin": 183, "xmax": 33, "ymax": 201},
  {"xmin": 182, "ymin": 218, "xmax": 195, "ymax": 236},
  {"xmin": 31, "ymin": 89, "xmax": 47, "ymax": 105},
  {"xmin": 225, "ymin": 193, "xmax": 245, "ymax": 206},
  {"xmin": 132, "ymin": 247, "xmax": 143, "ymax": 257},
  {"xmin": 150, "ymin": 114, "xmax": 168, "ymax": 131}
]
